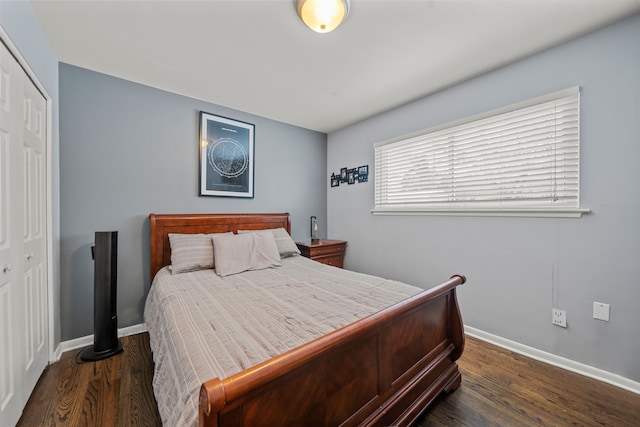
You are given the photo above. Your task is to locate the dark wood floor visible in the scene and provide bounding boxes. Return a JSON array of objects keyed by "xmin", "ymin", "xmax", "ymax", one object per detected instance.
[
  {"xmin": 414, "ymin": 336, "xmax": 640, "ymax": 426},
  {"xmin": 17, "ymin": 333, "xmax": 161, "ymax": 427},
  {"xmin": 18, "ymin": 333, "xmax": 640, "ymax": 426}
]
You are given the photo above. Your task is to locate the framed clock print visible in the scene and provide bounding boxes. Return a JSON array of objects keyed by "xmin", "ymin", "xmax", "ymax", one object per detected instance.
[{"xmin": 199, "ymin": 111, "xmax": 255, "ymax": 198}]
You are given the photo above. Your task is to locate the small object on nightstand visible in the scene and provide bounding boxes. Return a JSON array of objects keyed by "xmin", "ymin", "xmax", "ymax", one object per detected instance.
[
  {"xmin": 296, "ymin": 239, "xmax": 347, "ymax": 268},
  {"xmin": 310, "ymin": 216, "xmax": 319, "ymax": 243}
]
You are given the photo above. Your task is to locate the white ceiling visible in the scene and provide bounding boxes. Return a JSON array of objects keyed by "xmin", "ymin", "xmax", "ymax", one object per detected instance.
[{"xmin": 30, "ymin": 0, "xmax": 640, "ymax": 133}]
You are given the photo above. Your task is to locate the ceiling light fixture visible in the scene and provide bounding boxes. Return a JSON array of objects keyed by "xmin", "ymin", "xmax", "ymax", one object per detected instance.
[{"xmin": 296, "ymin": 0, "xmax": 350, "ymax": 33}]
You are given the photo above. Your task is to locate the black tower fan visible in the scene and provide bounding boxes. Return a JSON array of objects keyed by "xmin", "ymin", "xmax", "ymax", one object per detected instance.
[{"xmin": 80, "ymin": 231, "xmax": 123, "ymax": 361}]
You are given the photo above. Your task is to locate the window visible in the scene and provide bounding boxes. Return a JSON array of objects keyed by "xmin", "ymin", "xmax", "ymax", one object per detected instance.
[{"xmin": 373, "ymin": 87, "xmax": 589, "ymax": 217}]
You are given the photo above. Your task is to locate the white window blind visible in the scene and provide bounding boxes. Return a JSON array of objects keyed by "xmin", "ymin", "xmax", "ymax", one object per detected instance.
[{"xmin": 374, "ymin": 87, "xmax": 589, "ymax": 217}]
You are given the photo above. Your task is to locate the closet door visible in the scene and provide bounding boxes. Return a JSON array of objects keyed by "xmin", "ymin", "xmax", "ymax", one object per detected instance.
[
  {"xmin": 0, "ymin": 38, "xmax": 22, "ymax": 427},
  {"xmin": 0, "ymin": 39, "xmax": 48, "ymax": 427},
  {"xmin": 21, "ymin": 53, "xmax": 48, "ymax": 400}
]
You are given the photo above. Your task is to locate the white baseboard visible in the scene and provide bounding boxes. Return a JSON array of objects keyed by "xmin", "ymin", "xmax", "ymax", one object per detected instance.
[
  {"xmin": 52, "ymin": 344, "xmax": 63, "ymax": 362},
  {"xmin": 118, "ymin": 323, "xmax": 148, "ymax": 337},
  {"xmin": 465, "ymin": 326, "xmax": 640, "ymax": 395},
  {"xmin": 54, "ymin": 323, "xmax": 148, "ymax": 361}
]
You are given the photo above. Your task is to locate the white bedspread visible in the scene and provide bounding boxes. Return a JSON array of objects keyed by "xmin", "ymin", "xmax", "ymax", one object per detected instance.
[{"xmin": 144, "ymin": 255, "xmax": 422, "ymax": 426}]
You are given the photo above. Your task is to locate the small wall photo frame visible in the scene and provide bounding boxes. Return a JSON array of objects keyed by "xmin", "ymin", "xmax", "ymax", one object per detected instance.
[
  {"xmin": 357, "ymin": 165, "xmax": 369, "ymax": 182},
  {"xmin": 347, "ymin": 168, "xmax": 356, "ymax": 184},
  {"xmin": 340, "ymin": 167, "xmax": 348, "ymax": 183},
  {"xmin": 199, "ymin": 112, "xmax": 255, "ymax": 198}
]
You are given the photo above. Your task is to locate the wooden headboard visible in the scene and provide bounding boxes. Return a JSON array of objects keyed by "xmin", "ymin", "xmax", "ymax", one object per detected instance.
[{"xmin": 149, "ymin": 213, "xmax": 292, "ymax": 280}]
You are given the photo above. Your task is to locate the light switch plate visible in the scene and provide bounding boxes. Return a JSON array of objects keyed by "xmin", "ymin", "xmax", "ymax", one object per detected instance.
[{"xmin": 593, "ymin": 302, "xmax": 610, "ymax": 322}]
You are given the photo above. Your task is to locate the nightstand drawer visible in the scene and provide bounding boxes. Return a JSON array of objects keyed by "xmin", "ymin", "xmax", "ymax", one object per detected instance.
[
  {"xmin": 315, "ymin": 255, "xmax": 344, "ymax": 268},
  {"xmin": 309, "ymin": 244, "xmax": 345, "ymax": 257}
]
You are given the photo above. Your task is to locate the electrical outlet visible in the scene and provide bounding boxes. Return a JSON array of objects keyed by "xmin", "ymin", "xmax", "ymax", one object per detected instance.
[
  {"xmin": 552, "ymin": 308, "xmax": 567, "ymax": 328},
  {"xmin": 593, "ymin": 302, "xmax": 610, "ymax": 322}
]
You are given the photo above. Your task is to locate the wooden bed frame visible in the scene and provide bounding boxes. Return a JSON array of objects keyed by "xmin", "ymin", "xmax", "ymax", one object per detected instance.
[{"xmin": 149, "ymin": 213, "xmax": 466, "ymax": 427}]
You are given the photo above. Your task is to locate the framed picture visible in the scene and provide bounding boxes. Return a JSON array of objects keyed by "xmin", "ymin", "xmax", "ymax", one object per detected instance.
[
  {"xmin": 348, "ymin": 169, "xmax": 356, "ymax": 184},
  {"xmin": 331, "ymin": 176, "xmax": 340, "ymax": 187},
  {"xmin": 340, "ymin": 167, "xmax": 348, "ymax": 182},
  {"xmin": 358, "ymin": 165, "xmax": 369, "ymax": 183},
  {"xmin": 199, "ymin": 112, "xmax": 255, "ymax": 198}
]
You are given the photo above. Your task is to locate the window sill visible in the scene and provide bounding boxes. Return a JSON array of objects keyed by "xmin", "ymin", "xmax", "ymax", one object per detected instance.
[{"xmin": 371, "ymin": 207, "xmax": 591, "ymax": 218}]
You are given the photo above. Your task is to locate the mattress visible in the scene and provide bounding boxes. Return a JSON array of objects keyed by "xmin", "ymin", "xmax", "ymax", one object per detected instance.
[{"xmin": 144, "ymin": 255, "xmax": 422, "ymax": 426}]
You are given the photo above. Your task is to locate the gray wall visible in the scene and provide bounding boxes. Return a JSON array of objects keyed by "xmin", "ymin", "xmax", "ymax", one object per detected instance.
[
  {"xmin": 0, "ymin": 2, "xmax": 61, "ymax": 349},
  {"xmin": 59, "ymin": 64, "xmax": 327, "ymax": 341},
  {"xmin": 327, "ymin": 14, "xmax": 640, "ymax": 381}
]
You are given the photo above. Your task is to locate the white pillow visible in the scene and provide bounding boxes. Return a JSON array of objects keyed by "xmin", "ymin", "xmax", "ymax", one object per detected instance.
[
  {"xmin": 270, "ymin": 227, "xmax": 301, "ymax": 258},
  {"xmin": 168, "ymin": 232, "xmax": 231, "ymax": 274},
  {"xmin": 212, "ymin": 232, "xmax": 281, "ymax": 277},
  {"xmin": 238, "ymin": 228, "xmax": 300, "ymax": 258}
]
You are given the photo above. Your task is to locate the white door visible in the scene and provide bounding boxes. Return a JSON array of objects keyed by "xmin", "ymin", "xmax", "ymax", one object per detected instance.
[
  {"xmin": 0, "ymin": 39, "xmax": 48, "ymax": 427},
  {"xmin": 20, "ymin": 47, "xmax": 48, "ymax": 400}
]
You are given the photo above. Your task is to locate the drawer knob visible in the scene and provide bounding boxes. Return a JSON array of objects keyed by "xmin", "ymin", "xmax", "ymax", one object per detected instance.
[{"xmin": 2, "ymin": 264, "xmax": 11, "ymax": 273}]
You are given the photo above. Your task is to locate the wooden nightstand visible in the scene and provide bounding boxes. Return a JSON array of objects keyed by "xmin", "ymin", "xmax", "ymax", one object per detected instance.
[{"xmin": 296, "ymin": 240, "xmax": 347, "ymax": 268}]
